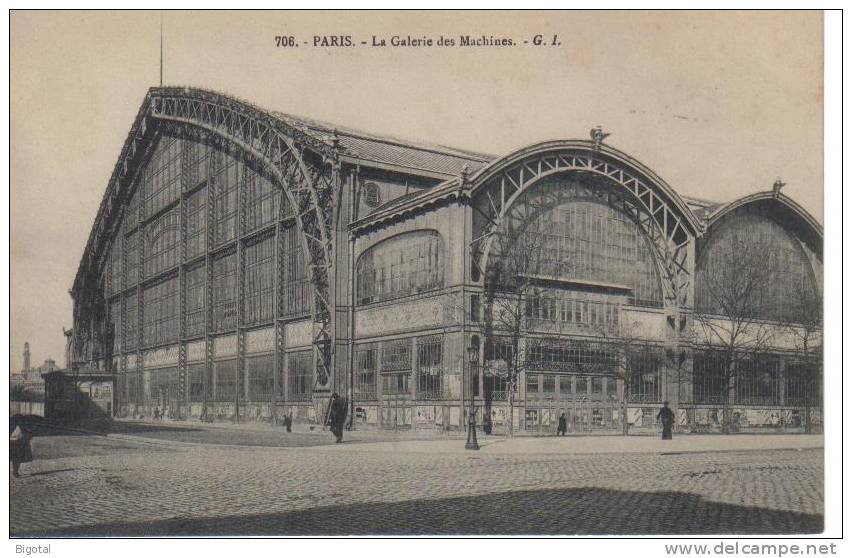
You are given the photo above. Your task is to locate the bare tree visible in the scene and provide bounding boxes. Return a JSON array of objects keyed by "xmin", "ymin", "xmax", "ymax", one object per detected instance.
[
  {"xmin": 482, "ymin": 225, "xmax": 546, "ymax": 437},
  {"xmin": 694, "ymin": 237, "xmax": 777, "ymax": 434},
  {"xmin": 781, "ymin": 278, "xmax": 823, "ymax": 434}
]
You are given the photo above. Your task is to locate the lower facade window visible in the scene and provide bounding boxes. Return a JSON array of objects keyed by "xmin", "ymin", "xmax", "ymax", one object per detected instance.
[
  {"xmin": 484, "ymin": 374, "xmax": 510, "ymax": 400},
  {"xmin": 187, "ymin": 363, "xmax": 206, "ymax": 402},
  {"xmin": 416, "ymin": 336, "xmax": 443, "ymax": 399},
  {"xmin": 694, "ymin": 351, "xmax": 784, "ymax": 406},
  {"xmin": 784, "ymin": 362, "xmax": 820, "ymax": 407},
  {"xmin": 147, "ymin": 367, "xmax": 179, "ymax": 406},
  {"xmin": 247, "ymin": 354, "xmax": 275, "ymax": 401},
  {"xmin": 736, "ymin": 358, "xmax": 780, "ymax": 406},
  {"xmin": 214, "ymin": 359, "xmax": 238, "ymax": 402},
  {"xmin": 526, "ymin": 373, "xmax": 539, "ymax": 394},
  {"xmin": 382, "ymin": 372, "xmax": 410, "ymax": 395},
  {"xmin": 354, "ymin": 344, "xmax": 378, "ymax": 401},
  {"xmin": 693, "ymin": 352, "xmax": 726, "ymax": 405},
  {"xmin": 543, "ymin": 374, "xmax": 556, "ymax": 394},
  {"xmin": 288, "ymin": 351, "xmax": 313, "ymax": 401},
  {"xmin": 629, "ymin": 352, "xmax": 662, "ymax": 403},
  {"xmin": 126, "ymin": 370, "xmax": 140, "ymax": 404}
]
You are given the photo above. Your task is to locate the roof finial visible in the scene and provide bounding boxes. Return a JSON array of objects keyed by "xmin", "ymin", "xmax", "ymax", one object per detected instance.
[
  {"xmin": 159, "ymin": 11, "xmax": 164, "ymax": 86},
  {"xmin": 460, "ymin": 165, "xmax": 469, "ymax": 185},
  {"xmin": 330, "ymin": 128, "xmax": 339, "ymax": 148},
  {"xmin": 772, "ymin": 177, "xmax": 786, "ymax": 197},
  {"xmin": 590, "ymin": 125, "xmax": 610, "ymax": 151}
]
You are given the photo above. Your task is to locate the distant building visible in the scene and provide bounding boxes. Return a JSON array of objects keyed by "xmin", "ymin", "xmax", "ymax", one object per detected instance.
[
  {"xmin": 68, "ymin": 87, "xmax": 822, "ymax": 432},
  {"xmin": 10, "ymin": 343, "xmax": 56, "ymax": 398}
]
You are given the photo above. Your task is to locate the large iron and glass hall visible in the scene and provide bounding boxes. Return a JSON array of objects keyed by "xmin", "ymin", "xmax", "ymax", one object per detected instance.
[{"xmin": 69, "ymin": 87, "xmax": 823, "ymax": 432}]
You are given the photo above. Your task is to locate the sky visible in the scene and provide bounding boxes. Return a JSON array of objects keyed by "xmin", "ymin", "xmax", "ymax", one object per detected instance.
[{"xmin": 9, "ymin": 10, "xmax": 824, "ymax": 374}]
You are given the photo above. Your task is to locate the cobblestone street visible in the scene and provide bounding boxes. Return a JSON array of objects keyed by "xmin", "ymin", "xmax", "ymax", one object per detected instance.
[{"xmin": 10, "ymin": 428, "xmax": 824, "ymax": 536}]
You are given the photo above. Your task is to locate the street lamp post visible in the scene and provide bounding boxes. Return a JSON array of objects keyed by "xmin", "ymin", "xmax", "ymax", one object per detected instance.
[{"xmin": 466, "ymin": 346, "xmax": 480, "ymax": 450}]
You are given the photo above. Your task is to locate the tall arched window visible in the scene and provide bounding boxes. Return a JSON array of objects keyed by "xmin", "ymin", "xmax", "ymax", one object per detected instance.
[
  {"xmin": 488, "ymin": 178, "xmax": 664, "ymax": 308},
  {"xmin": 696, "ymin": 212, "xmax": 818, "ymax": 322},
  {"xmin": 357, "ymin": 231, "xmax": 445, "ymax": 304}
]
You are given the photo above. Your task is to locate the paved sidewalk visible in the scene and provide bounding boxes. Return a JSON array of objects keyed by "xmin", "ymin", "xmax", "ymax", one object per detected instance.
[
  {"xmin": 323, "ymin": 434, "xmax": 824, "ymax": 456},
  {"xmin": 10, "ymin": 439, "xmax": 823, "ymax": 536},
  {"xmin": 103, "ymin": 418, "xmax": 823, "ymax": 456}
]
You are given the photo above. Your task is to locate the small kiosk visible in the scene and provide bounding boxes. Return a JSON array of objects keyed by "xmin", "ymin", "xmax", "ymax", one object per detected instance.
[{"xmin": 42, "ymin": 368, "xmax": 114, "ymax": 423}]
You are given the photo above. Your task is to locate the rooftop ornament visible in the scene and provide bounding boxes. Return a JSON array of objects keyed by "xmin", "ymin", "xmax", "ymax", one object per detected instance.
[
  {"xmin": 772, "ymin": 177, "xmax": 786, "ymax": 198},
  {"xmin": 460, "ymin": 164, "xmax": 469, "ymax": 184},
  {"xmin": 590, "ymin": 125, "xmax": 610, "ymax": 151}
]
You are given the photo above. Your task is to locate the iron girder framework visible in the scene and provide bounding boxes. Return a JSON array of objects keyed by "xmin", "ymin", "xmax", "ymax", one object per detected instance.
[
  {"xmin": 73, "ymin": 87, "xmax": 343, "ymax": 395},
  {"xmin": 468, "ymin": 141, "xmax": 703, "ymax": 309}
]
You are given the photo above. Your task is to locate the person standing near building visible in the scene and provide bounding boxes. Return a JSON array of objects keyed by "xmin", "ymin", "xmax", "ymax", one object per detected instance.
[
  {"xmin": 9, "ymin": 414, "xmax": 33, "ymax": 478},
  {"xmin": 557, "ymin": 412, "xmax": 568, "ymax": 436},
  {"xmin": 657, "ymin": 401, "xmax": 675, "ymax": 440},
  {"xmin": 326, "ymin": 393, "xmax": 348, "ymax": 443}
]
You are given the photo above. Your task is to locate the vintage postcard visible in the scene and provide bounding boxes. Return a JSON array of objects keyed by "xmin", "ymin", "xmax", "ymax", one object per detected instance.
[{"xmin": 8, "ymin": 9, "xmax": 832, "ymax": 544}]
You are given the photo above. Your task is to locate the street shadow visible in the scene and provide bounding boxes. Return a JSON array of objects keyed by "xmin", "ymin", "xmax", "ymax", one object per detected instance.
[
  {"xmin": 102, "ymin": 422, "xmax": 203, "ymax": 435},
  {"xmin": 24, "ymin": 468, "xmax": 77, "ymax": 477},
  {"xmin": 15, "ymin": 486, "xmax": 823, "ymax": 537}
]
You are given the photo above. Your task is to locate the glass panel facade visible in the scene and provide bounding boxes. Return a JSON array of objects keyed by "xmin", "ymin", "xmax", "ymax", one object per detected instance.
[
  {"xmin": 492, "ymin": 179, "xmax": 663, "ymax": 307},
  {"xmin": 526, "ymin": 290, "xmax": 620, "ymax": 330},
  {"xmin": 247, "ymin": 354, "xmax": 275, "ymax": 401},
  {"xmin": 125, "ymin": 231, "xmax": 139, "ymax": 286},
  {"xmin": 784, "ymin": 362, "xmax": 820, "ymax": 407},
  {"xmin": 244, "ymin": 235, "xmax": 275, "ymax": 325},
  {"xmin": 212, "ymin": 153, "xmax": 239, "ymax": 246},
  {"xmin": 288, "ymin": 351, "xmax": 312, "ymax": 401},
  {"xmin": 244, "ymin": 168, "xmax": 279, "ymax": 233},
  {"xmin": 145, "ymin": 208, "xmax": 180, "ymax": 278},
  {"xmin": 142, "ymin": 277, "xmax": 179, "ymax": 347},
  {"xmin": 696, "ymin": 212, "xmax": 818, "ymax": 322},
  {"xmin": 187, "ymin": 363, "xmax": 206, "ymax": 402},
  {"xmin": 185, "ymin": 264, "xmax": 206, "ymax": 338},
  {"xmin": 381, "ymin": 339, "xmax": 411, "ymax": 395},
  {"xmin": 109, "ymin": 237, "xmax": 123, "ymax": 296},
  {"xmin": 147, "ymin": 367, "xmax": 179, "ymax": 407},
  {"xmin": 185, "ymin": 186, "xmax": 207, "ymax": 260},
  {"xmin": 281, "ymin": 225, "xmax": 310, "ymax": 318},
  {"xmin": 354, "ymin": 344, "xmax": 378, "ymax": 401},
  {"xmin": 416, "ymin": 336, "xmax": 443, "ymax": 399},
  {"xmin": 736, "ymin": 357, "xmax": 780, "ymax": 406},
  {"xmin": 125, "ymin": 293, "xmax": 138, "ymax": 350},
  {"xmin": 693, "ymin": 351, "xmax": 726, "ymax": 405},
  {"xmin": 214, "ymin": 359, "xmax": 237, "ymax": 402},
  {"xmin": 184, "ymin": 138, "xmax": 210, "ymax": 191},
  {"xmin": 143, "ymin": 135, "xmax": 182, "ymax": 218},
  {"xmin": 110, "ymin": 300, "xmax": 122, "ymax": 354},
  {"xmin": 628, "ymin": 351, "xmax": 662, "ymax": 403},
  {"xmin": 110, "ymin": 134, "xmax": 312, "ymax": 376},
  {"xmin": 525, "ymin": 339, "xmax": 617, "ymax": 373},
  {"xmin": 212, "ymin": 251, "xmax": 238, "ymax": 331},
  {"xmin": 693, "ymin": 351, "xmax": 781, "ymax": 406},
  {"xmin": 356, "ymin": 231, "xmax": 445, "ymax": 304}
]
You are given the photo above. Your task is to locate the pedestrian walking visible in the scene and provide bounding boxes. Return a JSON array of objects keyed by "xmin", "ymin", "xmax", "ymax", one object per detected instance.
[
  {"xmin": 326, "ymin": 393, "xmax": 348, "ymax": 443},
  {"xmin": 557, "ymin": 412, "xmax": 568, "ymax": 436},
  {"xmin": 10, "ymin": 414, "xmax": 34, "ymax": 478},
  {"xmin": 657, "ymin": 401, "xmax": 675, "ymax": 440}
]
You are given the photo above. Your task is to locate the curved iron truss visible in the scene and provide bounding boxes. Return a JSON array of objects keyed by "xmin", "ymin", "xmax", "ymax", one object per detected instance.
[
  {"xmin": 470, "ymin": 146, "xmax": 699, "ymax": 308},
  {"xmin": 74, "ymin": 87, "xmax": 342, "ymax": 389}
]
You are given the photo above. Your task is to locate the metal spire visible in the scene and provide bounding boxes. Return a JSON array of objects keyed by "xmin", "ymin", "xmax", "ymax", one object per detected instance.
[{"xmin": 159, "ymin": 12, "xmax": 163, "ymax": 86}]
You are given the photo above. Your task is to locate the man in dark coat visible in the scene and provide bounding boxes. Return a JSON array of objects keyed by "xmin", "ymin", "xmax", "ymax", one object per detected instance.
[
  {"xmin": 10, "ymin": 414, "xmax": 34, "ymax": 477},
  {"xmin": 557, "ymin": 412, "xmax": 568, "ymax": 436},
  {"xmin": 327, "ymin": 393, "xmax": 348, "ymax": 443},
  {"xmin": 657, "ymin": 401, "xmax": 675, "ymax": 440}
]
